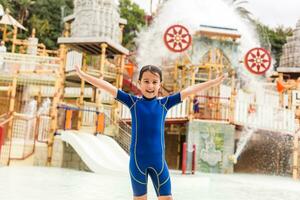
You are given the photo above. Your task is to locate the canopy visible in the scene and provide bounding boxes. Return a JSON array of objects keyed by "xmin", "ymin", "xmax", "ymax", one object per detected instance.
[{"xmin": 0, "ymin": 13, "xmax": 27, "ymax": 30}]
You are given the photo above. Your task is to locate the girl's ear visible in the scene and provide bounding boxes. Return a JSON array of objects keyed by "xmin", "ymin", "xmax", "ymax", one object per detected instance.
[
  {"xmin": 137, "ymin": 80, "xmax": 141, "ymax": 89},
  {"xmin": 160, "ymin": 81, "xmax": 163, "ymax": 89}
]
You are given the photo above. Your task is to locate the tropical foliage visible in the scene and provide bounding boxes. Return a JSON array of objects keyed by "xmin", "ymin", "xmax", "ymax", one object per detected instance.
[
  {"xmin": 0, "ymin": 0, "xmax": 73, "ymax": 49},
  {"xmin": 0, "ymin": 0, "xmax": 295, "ymax": 63},
  {"xmin": 119, "ymin": 0, "xmax": 146, "ymax": 50},
  {"xmin": 228, "ymin": 0, "xmax": 293, "ymax": 68}
]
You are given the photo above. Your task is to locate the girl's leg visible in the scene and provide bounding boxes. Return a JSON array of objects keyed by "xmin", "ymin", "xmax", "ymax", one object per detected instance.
[
  {"xmin": 134, "ymin": 194, "xmax": 147, "ymax": 200},
  {"xmin": 158, "ymin": 195, "xmax": 173, "ymax": 200},
  {"xmin": 129, "ymin": 156, "xmax": 148, "ymax": 200}
]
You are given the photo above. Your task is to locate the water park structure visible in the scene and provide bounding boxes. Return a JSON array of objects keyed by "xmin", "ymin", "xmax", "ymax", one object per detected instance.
[{"xmin": 0, "ymin": 0, "xmax": 299, "ymax": 191}]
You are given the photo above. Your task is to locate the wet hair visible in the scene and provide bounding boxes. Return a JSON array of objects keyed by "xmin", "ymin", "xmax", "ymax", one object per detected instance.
[{"xmin": 138, "ymin": 65, "xmax": 162, "ymax": 82}]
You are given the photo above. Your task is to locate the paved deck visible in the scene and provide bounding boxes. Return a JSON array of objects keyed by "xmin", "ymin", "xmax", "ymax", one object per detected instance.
[{"xmin": 0, "ymin": 166, "xmax": 299, "ymax": 200}]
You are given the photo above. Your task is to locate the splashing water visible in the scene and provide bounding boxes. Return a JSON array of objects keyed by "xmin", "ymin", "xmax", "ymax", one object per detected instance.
[
  {"xmin": 136, "ymin": 0, "xmax": 260, "ymax": 69},
  {"xmin": 135, "ymin": 0, "xmax": 285, "ymax": 163},
  {"xmin": 233, "ymin": 127, "xmax": 255, "ymax": 162}
]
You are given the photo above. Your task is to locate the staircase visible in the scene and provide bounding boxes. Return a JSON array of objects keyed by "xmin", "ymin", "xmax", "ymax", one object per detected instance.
[{"xmin": 102, "ymin": 112, "xmax": 132, "ymax": 154}]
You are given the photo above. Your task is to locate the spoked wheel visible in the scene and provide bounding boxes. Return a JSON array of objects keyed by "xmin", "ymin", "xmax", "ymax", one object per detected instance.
[
  {"xmin": 163, "ymin": 24, "xmax": 192, "ymax": 53},
  {"xmin": 244, "ymin": 47, "xmax": 271, "ymax": 75}
]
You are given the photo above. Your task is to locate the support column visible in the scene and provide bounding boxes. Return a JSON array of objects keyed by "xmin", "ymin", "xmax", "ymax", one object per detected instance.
[
  {"xmin": 100, "ymin": 43, "xmax": 108, "ymax": 75},
  {"xmin": 11, "ymin": 26, "xmax": 17, "ymax": 53},
  {"xmin": 119, "ymin": 55, "xmax": 126, "ymax": 89},
  {"xmin": 77, "ymin": 53, "xmax": 87, "ymax": 130},
  {"xmin": 7, "ymin": 72, "xmax": 18, "ymax": 140},
  {"xmin": 47, "ymin": 23, "xmax": 69, "ymax": 166},
  {"xmin": 95, "ymin": 43, "xmax": 108, "ymax": 133},
  {"xmin": 229, "ymin": 70, "xmax": 236, "ymax": 123},
  {"xmin": 2, "ymin": 25, "xmax": 7, "ymax": 43},
  {"xmin": 47, "ymin": 76, "xmax": 61, "ymax": 166},
  {"xmin": 114, "ymin": 55, "xmax": 125, "ymax": 129}
]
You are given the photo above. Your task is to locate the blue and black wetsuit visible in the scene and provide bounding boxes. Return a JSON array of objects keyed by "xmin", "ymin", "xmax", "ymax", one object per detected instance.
[{"xmin": 115, "ymin": 90, "xmax": 182, "ymax": 197}]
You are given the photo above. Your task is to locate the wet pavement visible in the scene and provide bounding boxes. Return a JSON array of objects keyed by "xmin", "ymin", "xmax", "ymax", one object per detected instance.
[{"xmin": 0, "ymin": 166, "xmax": 299, "ymax": 200}]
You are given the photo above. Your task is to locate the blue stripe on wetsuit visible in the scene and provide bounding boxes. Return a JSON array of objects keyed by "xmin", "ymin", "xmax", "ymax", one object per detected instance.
[{"xmin": 115, "ymin": 90, "xmax": 182, "ymax": 197}]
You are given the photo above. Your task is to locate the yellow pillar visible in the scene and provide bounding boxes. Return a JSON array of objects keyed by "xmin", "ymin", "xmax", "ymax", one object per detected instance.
[
  {"xmin": 115, "ymin": 55, "xmax": 120, "ymax": 89},
  {"xmin": 100, "ymin": 43, "xmax": 107, "ymax": 74},
  {"xmin": 113, "ymin": 54, "xmax": 125, "ymax": 134},
  {"xmin": 7, "ymin": 72, "xmax": 18, "ymax": 140},
  {"xmin": 229, "ymin": 70, "xmax": 236, "ymax": 123},
  {"xmin": 96, "ymin": 43, "xmax": 108, "ymax": 109},
  {"xmin": 11, "ymin": 26, "xmax": 17, "ymax": 53},
  {"xmin": 77, "ymin": 53, "xmax": 87, "ymax": 130},
  {"xmin": 46, "ymin": 23, "xmax": 69, "ymax": 165},
  {"xmin": 2, "ymin": 25, "xmax": 7, "ymax": 43},
  {"xmin": 119, "ymin": 55, "xmax": 126, "ymax": 89},
  {"xmin": 47, "ymin": 76, "xmax": 61, "ymax": 166}
]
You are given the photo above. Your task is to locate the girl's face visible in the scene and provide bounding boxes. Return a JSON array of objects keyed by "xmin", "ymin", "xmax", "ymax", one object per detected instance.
[{"xmin": 138, "ymin": 71, "xmax": 161, "ymax": 99}]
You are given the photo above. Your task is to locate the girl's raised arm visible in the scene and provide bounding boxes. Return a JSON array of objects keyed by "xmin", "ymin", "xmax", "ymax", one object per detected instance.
[
  {"xmin": 180, "ymin": 75, "xmax": 225, "ymax": 100},
  {"xmin": 75, "ymin": 65, "xmax": 118, "ymax": 98}
]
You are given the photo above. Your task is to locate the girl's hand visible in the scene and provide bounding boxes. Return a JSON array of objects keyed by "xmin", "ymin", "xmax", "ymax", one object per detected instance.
[
  {"xmin": 75, "ymin": 65, "xmax": 104, "ymax": 80},
  {"xmin": 213, "ymin": 74, "xmax": 225, "ymax": 85}
]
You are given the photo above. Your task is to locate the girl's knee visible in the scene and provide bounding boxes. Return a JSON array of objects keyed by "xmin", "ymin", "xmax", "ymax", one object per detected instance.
[
  {"xmin": 158, "ymin": 195, "xmax": 173, "ymax": 200},
  {"xmin": 134, "ymin": 194, "xmax": 147, "ymax": 200}
]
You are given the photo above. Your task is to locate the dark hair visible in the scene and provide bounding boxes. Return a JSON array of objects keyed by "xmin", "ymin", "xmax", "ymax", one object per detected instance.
[{"xmin": 138, "ymin": 65, "xmax": 162, "ymax": 81}]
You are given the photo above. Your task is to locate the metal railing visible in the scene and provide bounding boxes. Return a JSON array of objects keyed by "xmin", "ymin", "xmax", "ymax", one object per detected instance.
[
  {"xmin": 9, "ymin": 113, "xmax": 37, "ymax": 161},
  {"xmin": 36, "ymin": 115, "xmax": 51, "ymax": 143},
  {"xmin": 193, "ymin": 95, "xmax": 230, "ymax": 121},
  {"xmin": 234, "ymin": 101, "xmax": 295, "ymax": 134},
  {"xmin": 0, "ymin": 112, "xmax": 51, "ymax": 165},
  {"xmin": 0, "ymin": 114, "xmax": 12, "ymax": 165},
  {"xmin": 119, "ymin": 93, "xmax": 295, "ymax": 134},
  {"xmin": 0, "ymin": 52, "xmax": 60, "ymax": 72},
  {"xmin": 57, "ymin": 103, "xmax": 132, "ymax": 153}
]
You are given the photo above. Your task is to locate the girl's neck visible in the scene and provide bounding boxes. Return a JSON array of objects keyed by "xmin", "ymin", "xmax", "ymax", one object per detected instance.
[{"xmin": 142, "ymin": 95, "xmax": 156, "ymax": 101}]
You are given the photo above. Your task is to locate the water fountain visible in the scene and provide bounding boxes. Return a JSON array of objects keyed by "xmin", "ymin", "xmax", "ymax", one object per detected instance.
[{"xmin": 135, "ymin": 0, "xmax": 291, "ymax": 173}]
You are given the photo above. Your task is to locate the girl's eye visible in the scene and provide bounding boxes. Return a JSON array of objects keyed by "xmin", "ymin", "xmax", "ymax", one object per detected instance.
[
  {"xmin": 144, "ymin": 80, "xmax": 149, "ymax": 83},
  {"xmin": 153, "ymin": 81, "xmax": 158, "ymax": 84}
]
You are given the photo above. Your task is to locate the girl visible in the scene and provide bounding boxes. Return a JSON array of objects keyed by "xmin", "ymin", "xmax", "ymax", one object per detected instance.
[{"xmin": 75, "ymin": 65, "xmax": 224, "ymax": 200}]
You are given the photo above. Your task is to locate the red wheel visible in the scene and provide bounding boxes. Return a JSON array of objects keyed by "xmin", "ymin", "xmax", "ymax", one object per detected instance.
[
  {"xmin": 244, "ymin": 48, "xmax": 271, "ymax": 75},
  {"xmin": 163, "ymin": 24, "xmax": 192, "ymax": 53}
]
